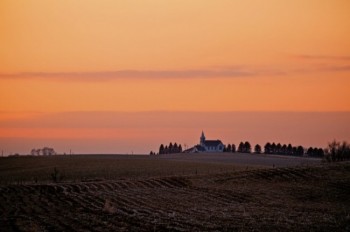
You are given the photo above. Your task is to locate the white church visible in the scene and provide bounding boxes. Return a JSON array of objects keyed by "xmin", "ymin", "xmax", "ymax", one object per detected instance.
[{"xmin": 184, "ymin": 131, "xmax": 225, "ymax": 153}]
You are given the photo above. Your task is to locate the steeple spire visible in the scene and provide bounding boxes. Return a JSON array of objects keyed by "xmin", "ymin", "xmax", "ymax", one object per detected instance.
[{"xmin": 200, "ymin": 131, "xmax": 206, "ymax": 146}]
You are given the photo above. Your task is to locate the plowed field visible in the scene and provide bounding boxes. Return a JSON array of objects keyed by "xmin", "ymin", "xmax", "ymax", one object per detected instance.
[{"xmin": 1, "ymin": 156, "xmax": 349, "ymax": 231}]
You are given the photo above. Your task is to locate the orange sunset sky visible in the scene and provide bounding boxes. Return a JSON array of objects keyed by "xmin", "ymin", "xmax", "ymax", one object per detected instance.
[{"xmin": 1, "ymin": 0, "xmax": 350, "ymax": 154}]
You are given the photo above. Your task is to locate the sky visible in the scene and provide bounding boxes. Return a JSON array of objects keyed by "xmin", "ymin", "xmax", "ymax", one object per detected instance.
[{"xmin": 0, "ymin": 0, "xmax": 350, "ymax": 154}]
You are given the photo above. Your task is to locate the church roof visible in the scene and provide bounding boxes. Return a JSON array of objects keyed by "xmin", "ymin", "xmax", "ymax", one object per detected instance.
[
  {"xmin": 194, "ymin": 145, "xmax": 206, "ymax": 151},
  {"xmin": 204, "ymin": 140, "xmax": 223, "ymax": 147}
]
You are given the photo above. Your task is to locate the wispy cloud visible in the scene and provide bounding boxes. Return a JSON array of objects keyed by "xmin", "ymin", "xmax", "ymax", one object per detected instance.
[
  {"xmin": 294, "ymin": 54, "xmax": 350, "ymax": 61},
  {"xmin": 288, "ymin": 54, "xmax": 350, "ymax": 74},
  {"xmin": 320, "ymin": 65, "xmax": 350, "ymax": 72},
  {"xmin": 0, "ymin": 67, "xmax": 264, "ymax": 81},
  {"xmin": 290, "ymin": 64, "xmax": 350, "ymax": 74},
  {"xmin": 1, "ymin": 57, "xmax": 349, "ymax": 81}
]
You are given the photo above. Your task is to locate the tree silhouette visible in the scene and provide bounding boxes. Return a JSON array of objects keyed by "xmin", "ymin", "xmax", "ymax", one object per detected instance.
[
  {"xmin": 339, "ymin": 141, "xmax": 350, "ymax": 160},
  {"xmin": 168, "ymin": 143, "xmax": 173, "ymax": 154},
  {"xmin": 254, "ymin": 144, "xmax": 261, "ymax": 154},
  {"xmin": 317, "ymin": 148, "xmax": 324, "ymax": 157},
  {"xmin": 307, "ymin": 147, "xmax": 314, "ymax": 156},
  {"xmin": 276, "ymin": 143, "xmax": 282, "ymax": 154},
  {"xmin": 244, "ymin": 141, "xmax": 251, "ymax": 153},
  {"xmin": 281, "ymin": 144, "xmax": 287, "ymax": 155},
  {"xmin": 287, "ymin": 144, "xmax": 293, "ymax": 155},
  {"xmin": 158, "ymin": 142, "xmax": 183, "ymax": 154},
  {"xmin": 159, "ymin": 144, "xmax": 164, "ymax": 154},
  {"xmin": 271, "ymin": 143, "xmax": 276, "ymax": 154},
  {"xmin": 232, "ymin": 144, "xmax": 236, "ymax": 153},
  {"xmin": 297, "ymin": 146, "xmax": 304, "ymax": 156},
  {"xmin": 227, "ymin": 144, "xmax": 232, "ymax": 153},
  {"xmin": 30, "ymin": 147, "xmax": 56, "ymax": 156},
  {"xmin": 325, "ymin": 140, "xmax": 350, "ymax": 161},
  {"xmin": 238, "ymin": 142, "xmax": 244, "ymax": 153},
  {"xmin": 328, "ymin": 140, "xmax": 339, "ymax": 161},
  {"xmin": 264, "ymin": 142, "xmax": 271, "ymax": 154},
  {"xmin": 173, "ymin": 143, "xmax": 178, "ymax": 153}
]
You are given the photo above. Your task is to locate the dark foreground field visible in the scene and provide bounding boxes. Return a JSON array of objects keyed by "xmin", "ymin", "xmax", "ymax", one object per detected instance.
[{"xmin": 0, "ymin": 155, "xmax": 349, "ymax": 231}]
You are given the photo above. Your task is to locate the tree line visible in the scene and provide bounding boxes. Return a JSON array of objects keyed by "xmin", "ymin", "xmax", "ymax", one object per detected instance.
[
  {"xmin": 219, "ymin": 141, "xmax": 325, "ymax": 157},
  {"xmin": 264, "ymin": 142, "xmax": 305, "ymax": 156},
  {"xmin": 30, "ymin": 147, "xmax": 56, "ymax": 156},
  {"xmin": 150, "ymin": 140, "xmax": 350, "ymax": 160},
  {"xmin": 150, "ymin": 142, "xmax": 183, "ymax": 155},
  {"xmin": 224, "ymin": 141, "xmax": 254, "ymax": 153},
  {"xmin": 223, "ymin": 142, "xmax": 253, "ymax": 153},
  {"xmin": 223, "ymin": 144, "xmax": 236, "ymax": 152},
  {"xmin": 238, "ymin": 142, "xmax": 252, "ymax": 153}
]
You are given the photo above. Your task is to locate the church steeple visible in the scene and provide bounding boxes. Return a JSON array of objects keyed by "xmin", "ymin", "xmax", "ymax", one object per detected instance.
[{"xmin": 200, "ymin": 131, "xmax": 206, "ymax": 146}]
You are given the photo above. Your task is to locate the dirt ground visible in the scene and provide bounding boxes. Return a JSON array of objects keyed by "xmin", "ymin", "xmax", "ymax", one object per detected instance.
[
  {"xmin": 0, "ymin": 157, "xmax": 349, "ymax": 231},
  {"xmin": 156, "ymin": 152, "xmax": 321, "ymax": 167}
]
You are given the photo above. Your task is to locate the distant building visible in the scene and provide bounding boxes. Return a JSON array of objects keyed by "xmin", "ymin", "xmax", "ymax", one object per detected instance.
[{"xmin": 184, "ymin": 131, "xmax": 224, "ymax": 153}]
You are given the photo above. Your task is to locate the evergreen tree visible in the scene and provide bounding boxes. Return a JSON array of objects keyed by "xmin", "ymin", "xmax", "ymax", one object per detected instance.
[
  {"xmin": 276, "ymin": 143, "xmax": 282, "ymax": 154},
  {"xmin": 287, "ymin": 144, "xmax": 293, "ymax": 155},
  {"xmin": 307, "ymin": 147, "xmax": 314, "ymax": 156},
  {"xmin": 254, "ymin": 144, "xmax": 262, "ymax": 154},
  {"xmin": 227, "ymin": 144, "xmax": 232, "ymax": 153},
  {"xmin": 264, "ymin": 142, "xmax": 271, "ymax": 154},
  {"xmin": 168, "ymin": 143, "xmax": 173, "ymax": 154},
  {"xmin": 173, "ymin": 143, "xmax": 178, "ymax": 153},
  {"xmin": 281, "ymin": 144, "xmax": 287, "ymax": 155},
  {"xmin": 297, "ymin": 146, "xmax": 304, "ymax": 156},
  {"xmin": 238, "ymin": 142, "xmax": 244, "ymax": 153},
  {"xmin": 271, "ymin": 143, "xmax": 276, "ymax": 154},
  {"xmin": 178, "ymin": 144, "xmax": 183, "ymax": 153},
  {"xmin": 159, "ymin": 144, "xmax": 164, "ymax": 154},
  {"xmin": 232, "ymin": 144, "xmax": 236, "ymax": 153},
  {"xmin": 244, "ymin": 141, "xmax": 251, "ymax": 153},
  {"xmin": 150, "ymin": 151, "xmax": 156, "ymax": 155},
  {"xmin": 317, "ymin": 148, "xmax": 324, "ymax": 157}
]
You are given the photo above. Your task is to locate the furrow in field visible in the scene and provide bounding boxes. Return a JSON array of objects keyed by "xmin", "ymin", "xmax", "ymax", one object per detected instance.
[
  {"xmin": 187, "ymin": 186, "xmax": 244, "ymax": 207},
  {"xmin": 92, "ymin": 182, "xmax": 113, "ymax": 192},
  {"xmin": 123, "ymin": 180, "xmax": 145, "ymax": 189},
  {"xmin": 154, "ymin": 179, "xmax": 177, "ymax": 188},
  {"xmin": 137, "ymin": 180, "xmax": 156, "ymax": 188},
  {"xmin": 146, "ymin": 179, "xmax": 164, "ymax": 188},
  {"xmin": 68, "ymin": 193, "xmax": 104, "ymax": 211},
  {"xmin": 101, "ymin": 182, "xmax": 116, "ymax": 191},
  {"xmin": 6, "ymin": 189, "xmax": 79, "ymax": 232}
]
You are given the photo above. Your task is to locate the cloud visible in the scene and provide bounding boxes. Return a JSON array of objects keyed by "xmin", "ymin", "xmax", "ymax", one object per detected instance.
[
  {"xmin": 294, "ymin": 54, "xmax": 350, "ymax": 61},
  {"xmin": 289, "ymin": 54, "xmax": 350, "ymax": 74},
  {"xmin": 0, "ymin": 67, "xmax": 263, "ymax": 81},
  {"xmin": 1, "ymin": 57, "xmax": 349, "ymax": 81},
  {"xmin": 321, "ymin": 65, "xmax": 350, "ymax": 72},
  {"xmin": 1, "ymin": 111, "xmax": 349, "ymax": 129},
  {"xmin": 290, "ymin": 64, "xmax": 350, "ymax": 74}
]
